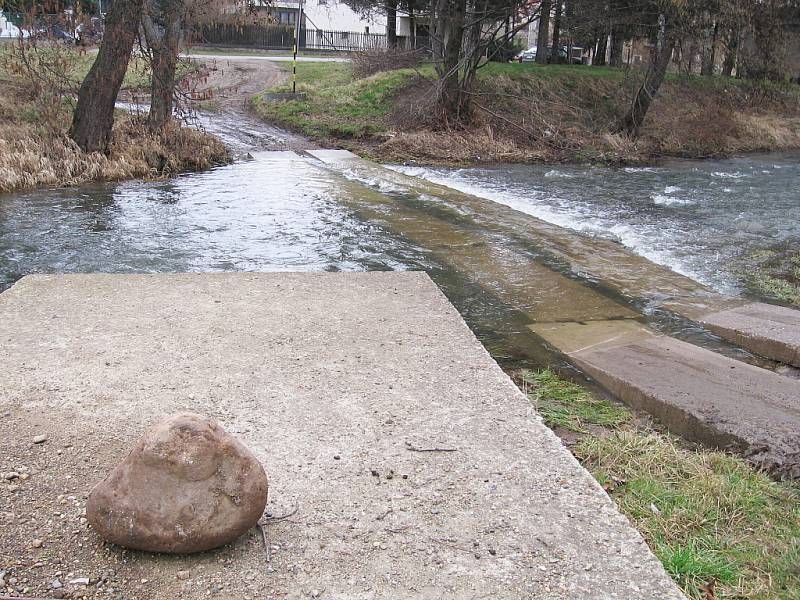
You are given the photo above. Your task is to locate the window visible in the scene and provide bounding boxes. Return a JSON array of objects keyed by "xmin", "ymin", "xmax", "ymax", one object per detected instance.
[{"xmin": 278, "ymin": 10, "xmax": 297, "ymax": 24}]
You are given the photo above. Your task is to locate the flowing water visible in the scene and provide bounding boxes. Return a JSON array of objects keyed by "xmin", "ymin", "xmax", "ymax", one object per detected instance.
[
  {"xmin": 394, "ymin": 154, "xmax": 800, "ymax": 296},
  {"xmin": 1, "ymin": 135, "xmax": 798, "ymax": 371}
]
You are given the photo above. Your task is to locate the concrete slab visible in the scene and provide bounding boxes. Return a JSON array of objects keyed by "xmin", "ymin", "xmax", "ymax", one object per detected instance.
[
  {"xmin": 529, "ymin": 319, "xmax": 656, "ymax": 355},
  {"xmin": 696, "ymin": 302, "xmax": 800, "ymax": 368},
  {"xmin": 0, "ymin": 273, "xmax": 685, "ymax": 599},
  {"xmin": 532, "ymin": 320, "xmax": 800, "ymax": 478}
]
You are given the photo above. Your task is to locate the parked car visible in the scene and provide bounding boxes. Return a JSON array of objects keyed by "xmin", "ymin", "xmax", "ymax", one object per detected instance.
[
  {"xmin": 513, "ymin": 46, "xmax": 584, "ymax": 64},
  {"xmin": 514, "ymin": 47, "xmax": 537, "ymax": 63}
]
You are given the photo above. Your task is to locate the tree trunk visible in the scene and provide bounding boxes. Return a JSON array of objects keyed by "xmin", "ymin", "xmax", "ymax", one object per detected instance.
[
  {"xmin": 386, "ymin": 0, "xmax": 397, "ymax": 48},
  {"xmin": 703, "ymin": 20, "xmax": 718, "ymax": 76},
  {"xmin": 433, "ymin": 0, "xmax": 468, "ymax": 123},
  {"xmin": 609, "ymin": 27, "xmax": 624, "ymax": 67},
  {"xmin": 70, "ymin": 0, "xmax": 145, "ymax": 153},
  {"xmin": 550, "ymin": 0, "xmax": 562, "ymax": 59},
  {"xmin": 408, "ymin": 0, "xmax": 416, "ymax": 48},
  {"xmin": 618, "ymin": 15, "xmax": 674, "ymax": 137},
  {"xmin": 535, "ymin": 0, "xmax": 551, "ymax": 64},
  {"xmin": 722, "ymin": 28, "xmax": 738, "ymax": 77},
  {"xmin": 142, "ymin": 0, "xmax": 182, "ymax": 130},
  {"xmin": 594, "ymin": 31, "xmax": 607, "ymax": 65}
]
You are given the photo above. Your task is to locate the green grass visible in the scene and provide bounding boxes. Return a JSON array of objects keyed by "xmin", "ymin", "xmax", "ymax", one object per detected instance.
[
  {"xmin": 523, "ymin": 369, "xmax": 630, "ymax": 432},
  {"xmin": 736, "ymin": 247, "xmax": 800, "ymax": 307},
  {"xmin": 477, "ymin": 61, "xmax": 624, "ymax": 81},
  {"xmin": 251, "ymin": 61, "xmax": 418, "ymax": 138},
  {"xmin": 524, "ymin": 369, "xmax": 800, "ymax": 599},
  {"xmin": 250, "ymin": 60, "xmax": 625, "ymax": 140}
]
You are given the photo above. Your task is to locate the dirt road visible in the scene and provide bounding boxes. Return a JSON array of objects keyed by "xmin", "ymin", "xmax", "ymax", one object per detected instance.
[{"xmin": 186, "ymin": 56, "xmax": 316, "ymax": 155}]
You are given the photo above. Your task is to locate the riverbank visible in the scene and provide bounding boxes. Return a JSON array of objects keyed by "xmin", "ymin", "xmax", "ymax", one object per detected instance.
[
  {"xmin": 251, "ymin": 61, "xmax": 800, "ymax": 165},
  {"xmin": 0, "ymin": 50, "xmax": 229, "ymax": 194},
  {"xmin": 520, "ymin": 369, "xmax": 800, "ymax": 600},
  {"xmin": 737, "ymin": 243, "xmax": 800, "ymax": 307}
]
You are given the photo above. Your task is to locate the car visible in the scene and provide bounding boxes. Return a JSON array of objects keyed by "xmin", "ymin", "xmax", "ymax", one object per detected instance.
[{"xmin": 514, "ymin": 47, "xmax": 537, "ymax": 63}]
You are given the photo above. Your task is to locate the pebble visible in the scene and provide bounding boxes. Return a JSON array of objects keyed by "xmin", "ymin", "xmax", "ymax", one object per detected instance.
[
  {"xmin": 3, "ymin": 472, "xmax": 19, "ymax": 480},
  {"xmin": 32, "ymin": 539, "xmax": 44, "ymax": 548},
  {"xmin": 70, "ymin": 577, "xmax": 90, "ymax": 586},
  {"xmin": 33, "ymin": 434, "xmax": 48, "ymax": 444},
  {"xmin": 176, "ymin": 571, "xmax": 190, "ymax": 580},
  {"xmin": 8, "ymin": 484, "xmax": 20, "ymax": 492},
  {"xmin": 50, "ymin": 579, "xmax": 63, "ymax": 589}
]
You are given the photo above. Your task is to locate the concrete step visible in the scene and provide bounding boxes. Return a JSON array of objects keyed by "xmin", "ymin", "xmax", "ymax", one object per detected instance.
[
  {"xmin": 531, "ymin": 320, "xmax": 800, "ymax": 479},
  {"xmin": 693, "ymin": 302, "xmax": 800, "ymax": 368}
]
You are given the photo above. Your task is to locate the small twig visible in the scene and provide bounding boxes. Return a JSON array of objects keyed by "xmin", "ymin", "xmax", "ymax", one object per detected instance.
[
  {"xmin": 256, "ymin": 520, "xmax": 271, "ymax": 564},
  {"xmin": 265, "ymin": 501, "xmax": 299, "ymax": 521},
  {"xmin": 256, "ymin": 500, "xmax": 300, "ymax": 566},
  {"xmin": 405, "ymin": 441, "xmax": 458, "ymax": 453},
  {"xmin": 376, "ymin": 508, "xmax": 393, "ymax": 521}
]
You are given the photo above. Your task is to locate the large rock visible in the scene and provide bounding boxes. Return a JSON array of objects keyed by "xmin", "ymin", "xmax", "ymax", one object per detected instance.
[{"xmin": 87, "ymin": 413, "xmax": 268, "ymax": 553}]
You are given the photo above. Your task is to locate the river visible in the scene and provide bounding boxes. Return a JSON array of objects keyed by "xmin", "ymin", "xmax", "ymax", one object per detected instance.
[
  {"xmin": 394, "ymin": 153, "xmax": 800, "ymax": 296},
  {"xmin": 1, "ymin": 128, "xmax": 798, "ymax": 370}
]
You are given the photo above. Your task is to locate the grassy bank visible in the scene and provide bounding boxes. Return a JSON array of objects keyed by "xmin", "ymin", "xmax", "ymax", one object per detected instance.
[
  {"xmin": 252, "ymin": 60, "xmax": 800, "ymax": 165},
  {"xmin": 0, "ymin": 49, "xmax": 228, "ymax": 194},
  {"xmin": 520, "ymin": 370, "xmax": 800, "ymax": 600},
  {"xmin": 737, "ymin": 245, "xmax": 800, "ymax": 307}
]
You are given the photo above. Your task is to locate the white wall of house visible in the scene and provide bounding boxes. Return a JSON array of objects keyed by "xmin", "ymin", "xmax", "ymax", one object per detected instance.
[{"xmin": 302, "ymin": 0, "xmax": 387, "ymax": 33}]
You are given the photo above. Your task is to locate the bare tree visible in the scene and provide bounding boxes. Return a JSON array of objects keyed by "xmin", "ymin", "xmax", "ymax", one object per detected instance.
[
  {"xmin": 142, "ymin": 0, "xmax": 183, "ymax": 129},
  {"xmin": 618, "ymin": 10, "xmax": 676, "ymax": 136},
  {"xmin": 70, "ymin": 0, "xmax": 145, "ymax": 153},
  {"xmin": 535, "ymin": 0, "xmax": 551, "ymax": 63}
]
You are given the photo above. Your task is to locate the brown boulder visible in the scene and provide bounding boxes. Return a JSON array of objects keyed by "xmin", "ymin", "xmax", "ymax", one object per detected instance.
[{"xmin": 87, "ymin": 413, "xmax": 268, "ymax": 553}]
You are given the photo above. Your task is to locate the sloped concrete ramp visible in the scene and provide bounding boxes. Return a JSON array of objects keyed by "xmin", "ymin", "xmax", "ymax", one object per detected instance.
[
  {"xmin": 0, "ymin": 273, "xmax": 685, "ymax": 599},
  {"xmin": 531, "ymin": 320, "xmax": 800, "ymax": 479}
]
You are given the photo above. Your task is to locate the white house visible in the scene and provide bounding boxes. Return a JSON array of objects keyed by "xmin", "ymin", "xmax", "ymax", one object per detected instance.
[{"xmin": 261, "ymin": 0, "xmax": 419, "ymax": 36}]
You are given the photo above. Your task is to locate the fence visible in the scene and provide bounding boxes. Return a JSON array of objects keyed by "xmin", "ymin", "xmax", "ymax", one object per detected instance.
[{"xmin": 198, "ymin": 22, "xmax": 429, "ymax": 53}]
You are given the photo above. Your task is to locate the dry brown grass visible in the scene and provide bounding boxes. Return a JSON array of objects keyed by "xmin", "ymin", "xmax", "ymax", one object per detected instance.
[
  {"xmin": 376, "ymin": 126, "xmax": 538, "ymax": 164},
  {"xmin": 0, "ymin": 72, "xmax": 228, "ymax": 195},
  {"xmin": 0, "ymin": 116, "xmax": 228, "ymax": 194},
  {"xmin": 365, "ymin": 65, "xmax": 800, "ymax": 165}
]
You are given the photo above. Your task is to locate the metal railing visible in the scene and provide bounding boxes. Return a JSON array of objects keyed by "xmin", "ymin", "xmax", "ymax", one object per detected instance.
[{"xmin": 198, "ymin": 22, "xmax": 430, "ymax": 53}]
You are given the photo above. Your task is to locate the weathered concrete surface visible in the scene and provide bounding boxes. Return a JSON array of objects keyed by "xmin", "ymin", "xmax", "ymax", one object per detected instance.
[
  {"xmin": 308, "ymin": 150, "xmax": 800, "ymax": 367},
  {"xmin": 695, "ymin": 302, "xmax": 800, "ymax": 368},
  {"xmin": 0, "ymin": 273, "xmax": 685, "ymax": 599},
  {"xmin": 531, "ymin": 320, "xmax": 800, "ymax": 478}
]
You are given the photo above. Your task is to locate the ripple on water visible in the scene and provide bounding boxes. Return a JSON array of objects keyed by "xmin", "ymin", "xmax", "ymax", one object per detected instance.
[{"xmin": 392, "ymin": 153, "xmax": 800, "ymax": 295}]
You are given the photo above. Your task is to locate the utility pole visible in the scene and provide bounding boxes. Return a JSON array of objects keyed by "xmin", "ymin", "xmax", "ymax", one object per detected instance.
[{"xmin": 292, "ymin": 0, "xmax": 304, "ymax": 93}]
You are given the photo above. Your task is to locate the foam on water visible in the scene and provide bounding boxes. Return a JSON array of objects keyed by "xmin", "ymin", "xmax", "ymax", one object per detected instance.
[{"xmin": 391, "ymin": 154, "xmax": 800, "ymax": 295}]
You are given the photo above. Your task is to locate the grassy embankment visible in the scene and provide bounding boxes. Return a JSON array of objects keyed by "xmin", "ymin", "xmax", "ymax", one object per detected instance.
[
  {"xmin": 251, "ymin": 60, "xmax": 800, "ymax": 165},
  {"xmin": 737, "ymin": 246, "xmax": 800, "ymax": 307},
  {"xmin": 0, "ymin": 49, "xmax": 228, "ymax": 194},
  {"xmin": 523, "ymin": 369, "xmax": 799, "ymax": 600}
]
